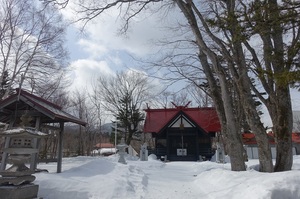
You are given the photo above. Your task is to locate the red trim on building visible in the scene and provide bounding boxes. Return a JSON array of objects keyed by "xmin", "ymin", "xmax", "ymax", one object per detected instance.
[
  {"xmin": 242, "ymin": 132, "xmax": 300, "ymax": 145},
  {"xmin": 94, "ymin": 143, "xmax": 115, "ymax": 149}
]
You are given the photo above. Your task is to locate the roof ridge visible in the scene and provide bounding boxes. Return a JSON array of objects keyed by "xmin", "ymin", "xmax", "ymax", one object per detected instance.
[{"xmin": 16, "ymin": 88, "xmax": 62, "ymax": 110}]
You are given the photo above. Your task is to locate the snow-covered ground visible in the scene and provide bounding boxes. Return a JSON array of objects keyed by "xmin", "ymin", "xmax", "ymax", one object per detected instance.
[{"xmin": 35, "ymin": 155, "xmax": 300, "ymax": 199}]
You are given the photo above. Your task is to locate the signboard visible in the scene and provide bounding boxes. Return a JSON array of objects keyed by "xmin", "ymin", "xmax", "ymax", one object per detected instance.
[{"xmin": 177, "ymin": 149, "xmax": 187, "ymax": 156}]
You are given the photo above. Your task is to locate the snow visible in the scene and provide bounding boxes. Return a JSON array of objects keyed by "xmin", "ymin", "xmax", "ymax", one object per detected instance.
[
  {"xmin": 92, "ymin": 148, "xmax": 117, "ymax": 155},
  {"xmin": 1, "ymin": 127, "xmax": 47, "ymax": 136},
  {"xmin": 35, "ymin": 154, "xmax": 300, "ymax": 199}
]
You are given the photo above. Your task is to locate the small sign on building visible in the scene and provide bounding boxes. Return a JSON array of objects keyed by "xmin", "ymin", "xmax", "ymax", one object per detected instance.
[{"xmin": 177, "ymin": 149, "xmax": 187, "ymax": 156}]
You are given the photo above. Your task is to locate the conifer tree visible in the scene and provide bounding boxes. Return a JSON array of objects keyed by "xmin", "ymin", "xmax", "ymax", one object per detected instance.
[
  {"xmin": 116, "ymin": 93, "xmax": 144, "ymax": 145},
  {"xmin": 0, "ymin": 70, "xmax": 10, "ymax": 99}
]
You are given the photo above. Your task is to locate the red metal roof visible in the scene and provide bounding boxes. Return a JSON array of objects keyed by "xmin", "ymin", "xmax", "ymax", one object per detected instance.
[
  {"xmin": 242, "ymin": 132, "xmax": 300, "ymax": 145},
  {"xmin": 94, "ymin": 143, "xmax": 115, "ymax": 148},
  {"xmin": 143, "ymin": 106, "xmax": 221, "ymax": 133}
]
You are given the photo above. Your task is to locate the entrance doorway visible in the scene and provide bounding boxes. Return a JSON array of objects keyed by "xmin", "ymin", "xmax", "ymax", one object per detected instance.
[{"xmin": 168, "ymin": 134, "xmax": 197, "ymax": 161}]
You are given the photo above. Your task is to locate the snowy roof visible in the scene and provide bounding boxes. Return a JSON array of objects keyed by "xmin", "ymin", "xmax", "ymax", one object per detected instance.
[
  {"xmin": 0, "ymin": 89, "xmax": 86, "ymax": 126},
  {"xmin": 0, "ymin": 127, "xmax": 47, "ymax": 137}
]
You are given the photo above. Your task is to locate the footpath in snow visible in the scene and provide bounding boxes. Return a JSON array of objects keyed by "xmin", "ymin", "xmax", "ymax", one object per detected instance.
[{"xmin": 35, "ymin": 155, "xmax": 300, "ymax": 199}]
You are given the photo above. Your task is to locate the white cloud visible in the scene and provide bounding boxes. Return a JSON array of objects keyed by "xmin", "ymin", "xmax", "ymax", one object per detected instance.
[
  {"xmin": 70, "ymin": 59, "xmax": 114, "ymax": 91},
  {"xmin": 77, "ymin": 39, "xmax": 108, "ymax": 59},
  {"xmin": 61, "ymin": 2, "xmax": 183, "ymax": 92},
  {"xmin": 61, "ymin": 1, "xmax": 182, "ymax": 57}
]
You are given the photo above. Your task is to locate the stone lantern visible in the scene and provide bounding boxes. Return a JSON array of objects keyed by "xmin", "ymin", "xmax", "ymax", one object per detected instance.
[
  {"xmin": 117, "ymin": 138, "xmax": 128, "ymax": 164},
  {"xmin": 140, "ymin": 143, "xmax": 148, "ymax": 161},
  {"xmin": 0, "ymin": 127, "xmax": 47, "ymax": 199}
]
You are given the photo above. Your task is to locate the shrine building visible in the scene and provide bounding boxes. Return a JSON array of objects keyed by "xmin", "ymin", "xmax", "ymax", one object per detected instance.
[{"xmin": 143, "ymin": 105, "xmax": 221, "ymax": 161}]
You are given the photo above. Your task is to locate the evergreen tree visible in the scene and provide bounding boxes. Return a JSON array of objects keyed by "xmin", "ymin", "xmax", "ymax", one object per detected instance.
[
  {"xmin": 115, "ymin": 93, "xmax": 144, "ymax": 145},
  {"xmin": 0, "ymin": 70, "xmax": 10, "ymax": 99}
]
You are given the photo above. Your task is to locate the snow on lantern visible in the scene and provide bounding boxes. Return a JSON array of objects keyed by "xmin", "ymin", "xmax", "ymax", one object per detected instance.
[
  {"xmin": 117, "ymin": 138, "xmax": 128, "ymax": 164},
  {"xmin": 0, "ymin": 126, "xmax": 47, "ymax": 199}
]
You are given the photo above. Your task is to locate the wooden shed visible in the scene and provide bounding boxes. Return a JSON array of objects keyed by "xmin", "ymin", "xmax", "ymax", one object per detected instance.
[
  {"xmin": 144, "ymin": 105, "xmax": 221, "ymax": 161},
  {"xmin": 0, "ymin": 89, "xmax": 86, "ymax": 173}
]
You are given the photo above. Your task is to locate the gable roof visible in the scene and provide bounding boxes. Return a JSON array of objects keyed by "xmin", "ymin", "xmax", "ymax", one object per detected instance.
[
  {"xmin": 143, "ymin": 106, "xmax": 221, "ymax": 133},
  {"xmin": 0, "ymin": 89, "xmax": 86, "ymax": 126}
]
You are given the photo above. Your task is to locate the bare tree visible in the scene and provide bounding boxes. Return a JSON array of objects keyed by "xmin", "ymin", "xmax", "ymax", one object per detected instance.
[
  {"xmin": 0, "ymin": 0, "xmax": 68, "ymax": 100},
  {"xmin": 153, "ymin": 90, "xmax": 195, "ymax": 108},
  {"xmin": 45, "ymin": 0, "xmax": 300, "ymax": 171},
  {"xmin": 89, "ymin": 82, "xmax": 110, "ymax": 148},
  {"xmin": 92, "ymin": 70, "xmax": 154, "ymax": 145},
  {"xmin": 170, "ymin": 90, "xmax": 191, "ymax": 107},
  {"xmin": 69, "ymin": 89, "xmax": 88, "ymax": 155},
  {"xmin": 186, "ymin": 84, "xmax": 213, "ymax": 107},
  {"xmin": 43, "ymin": 0, "xmax": 249, "ymax": 171},
  {"xmin": 153, "ymin": 91, "xmax": 173, "ymax": 108}
]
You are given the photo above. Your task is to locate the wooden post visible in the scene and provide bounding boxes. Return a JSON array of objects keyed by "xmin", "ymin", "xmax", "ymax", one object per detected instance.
[
  {"xmin": 30, "ymin": 117, "xmax": 41, "ymax": 170},
  {"xmin": 196, "ymin": 130, "xmax": 199, "ymax": 161},
  {"xmin": 0, "ymin": 117, "xmax": 14, "ymax": 171},
  {"xmin": 0, "ymin": 137, "xmax": 10, "ymax": 171},
  {"xmin": 57, "ymin": 122, "xmax": 64, "ymax": 173}
]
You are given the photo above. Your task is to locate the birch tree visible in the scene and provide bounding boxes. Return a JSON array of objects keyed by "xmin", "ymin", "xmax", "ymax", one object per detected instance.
[{"xmin": 0, "ymin": 0, "xmax": 68, "ymax": 100}]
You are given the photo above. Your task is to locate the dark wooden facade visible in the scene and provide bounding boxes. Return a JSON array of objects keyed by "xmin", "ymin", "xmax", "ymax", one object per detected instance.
[{"xmin": 144, "ymin": 106, "xmax": 221, "ymax": 161}]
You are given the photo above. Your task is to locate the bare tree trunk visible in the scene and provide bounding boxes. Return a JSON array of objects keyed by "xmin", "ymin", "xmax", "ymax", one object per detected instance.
[
  {"xmin": 237, "ymin": 82, "xmax": 273, "ymax": 172},
  {"xmin": 269, "ymin": 88, "xmax": 293, "ymax": 171},
  {"xmin": 259, "ymin": 0, "xmax": 293, "ymax": 171},
  {"xmin": 219, "ymin": 0, "xmax": 273, "ymax": 172},
  {"xmin": 198, "ymin": 51, "xmax": 246, "ymax": 171}
]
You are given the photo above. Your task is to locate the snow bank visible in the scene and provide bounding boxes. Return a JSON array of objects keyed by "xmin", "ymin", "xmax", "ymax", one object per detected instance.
[{"xmin": 34, "ymin": 155, "xmax": 300, "ymax": 199}]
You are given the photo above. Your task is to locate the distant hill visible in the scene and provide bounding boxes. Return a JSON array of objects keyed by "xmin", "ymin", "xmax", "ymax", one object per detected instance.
[
  {"xmin": 64, "ymin": 123, "xmax": 115, "ymax": 134},
  {"xmin": 63, "ymin": 122, "xmax": 141, "ymax": 134}
]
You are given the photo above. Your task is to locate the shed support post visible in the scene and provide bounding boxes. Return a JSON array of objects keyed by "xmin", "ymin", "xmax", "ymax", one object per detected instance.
[
  {"xmin": 1, "ymin": 117, "xmax": 15, "ymax": 171},
  {"xmin": 30, "ymin": 117, "xmax": 41, "ymax": 171},
  {"xmin": 57, "ymin": 122, "xmax": 64, "ymax": 173},
  {"xmin": 0, "ymin": 137, "xmax": 10, "ymax": 171}
]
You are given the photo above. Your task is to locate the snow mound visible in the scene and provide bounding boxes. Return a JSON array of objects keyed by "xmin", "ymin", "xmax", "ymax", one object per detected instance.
[{"xmin": 35, "ymin": 155, "xmax": 300, "ymax": 199}]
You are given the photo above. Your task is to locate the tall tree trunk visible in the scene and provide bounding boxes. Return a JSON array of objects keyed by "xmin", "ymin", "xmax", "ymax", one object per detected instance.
[
  {"xmin": 175, "ymin": 0, "xmax": 247, "ymax": 171},
  {"xmin": 199, "ymin": 51, "xmax": 246, "ymax": 171},
  {"xmin": 265, "ymin": 0, "xmax": 293, "ymax": 171},
  {"xmin": 225, "ymin": 0, "xmax": 273, "ymax": 172},
  {"xmin": 231, "ymin": 46, "xmax": 274, "ymax": 172},
  {"xmin": 269, "ymin": 87, "xmax": 293, "ymax": 171},
  {"xmin": 236, "ymin": 79, "xmax": 273, "ymax": 172}
]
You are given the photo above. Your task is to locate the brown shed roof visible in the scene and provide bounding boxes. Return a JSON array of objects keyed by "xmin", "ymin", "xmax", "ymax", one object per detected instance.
[{"xmin": 0, "ymin": 89, "xmax": 86, "ymax": 126}]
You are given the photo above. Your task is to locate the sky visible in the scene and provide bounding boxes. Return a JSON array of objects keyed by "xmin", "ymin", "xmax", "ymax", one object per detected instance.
[
  {"xmin": 34, "ymin": 154, "xmax": 300, "ymax": 199},
  {"xmin": 60, "ymin": 2, "xmax": 300, "ymax": 127},
  {"xmin": 62, "ymin": 3, "xmax": 178, "ymax": 92}
]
